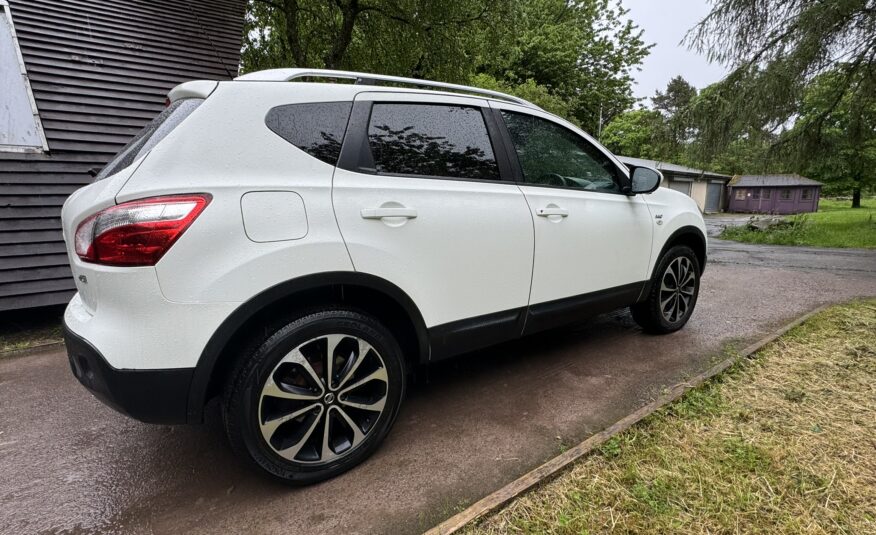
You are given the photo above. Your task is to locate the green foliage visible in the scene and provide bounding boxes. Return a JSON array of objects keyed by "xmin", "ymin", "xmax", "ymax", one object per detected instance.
[
  {"xmin": 242, "ymin": 0, "xmax": 652, "ymax": 130},
  {"xmin": 702, "ymin": 131, "xmax": 777, "ymax": 176},
  {"xmin": 719, "ymin": 198, "xmax": 876, "ymax": 249},
  {"xmin": 468, "ymin": 74, "xmax": 572, "ymax": 120},
  {"xmin": 478, "ymin": 0, "xmax": 651, "ymax": 131},
  {"xmin": 652, "ymin": 76, "xmax": 697, "ymax": 117},
  {"xmin": 784, "ymin": 67, "xmax": 876, "ymax": 204},
  {"xmin": 685, "ymin": 0, "xmax": 876, "ymax": 199},
  {"xmin": 652, "ymin": 76, "xmax": 697, "ymax": 158},
  {"xmin": 599, "ymin": 109, "xmax": 663, "ymax": 158},
  {"xmin": 242, "ymin": 0, "xmax": 508, "ymax": 83}
]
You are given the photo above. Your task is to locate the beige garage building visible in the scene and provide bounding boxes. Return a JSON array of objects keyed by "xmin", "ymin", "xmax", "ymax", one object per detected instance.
[{"xmin": 619, "ymin": 156, "xmax": 731, "ymax": 213}]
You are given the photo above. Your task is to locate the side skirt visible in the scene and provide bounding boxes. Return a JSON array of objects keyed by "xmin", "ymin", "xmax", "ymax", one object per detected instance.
[{"xmin": 427, "ymin": 281, "xmax": 646, "ymax": 362}]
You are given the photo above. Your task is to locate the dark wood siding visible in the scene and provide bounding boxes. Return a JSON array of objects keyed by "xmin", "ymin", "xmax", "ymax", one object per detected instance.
[{"xmin": 0, "ymin": 0, "xmax": 244, "ymax": 311}]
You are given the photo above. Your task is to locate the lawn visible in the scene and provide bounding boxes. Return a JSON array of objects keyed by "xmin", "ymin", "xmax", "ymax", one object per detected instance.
[
  {"xmin": 466, "ymin": 300, "xmax": 876, "ymax": 534},
  {"xmin": 719, "ymin": 198, "xmax": 876, "ymax": 248}
]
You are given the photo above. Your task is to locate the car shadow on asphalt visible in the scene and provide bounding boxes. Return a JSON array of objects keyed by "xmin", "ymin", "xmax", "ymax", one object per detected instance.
[{"xmin": 190, "ymin": 309, "xmax": 640, "ymax": 488}]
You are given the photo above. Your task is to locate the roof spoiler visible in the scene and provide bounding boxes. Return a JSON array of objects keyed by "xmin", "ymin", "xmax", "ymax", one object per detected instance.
[{"xmin": 167, "ymin": 80, "xmax": 218, "ymax": 103}]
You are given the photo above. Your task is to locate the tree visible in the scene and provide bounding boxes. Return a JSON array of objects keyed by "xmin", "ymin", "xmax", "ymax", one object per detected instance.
[
  {"xmin": 599, "ymin": 109, "xmax": 663, "ymax": 159},
  {"xmin": 652, "ymin": 76, "xmax": 696, "ymax": 158},
  {"xmin": 685, "ymin": 0, "xmax": 876, "ymax": 206},
  {"xmin": 468, "ymin": 74, "xmax": 573, "ymax": 120},
  {"xmin": 241, "ymin": 0, "xmax": 509, "ymax": 82},
  {"xmin": 786, "ymin": 67, "xmax": 876, "ymax": 205},
  {"xmin": 480, "ymin": 0, "xmax": 651, "ymax": 132},
  {"xmin": 242, "ymin": 0, "xmax": 652, "ymax": 131},
  {"xmin": 599, "ymin": 77, "xmax": 697, "ymax": 162},
  {"xmin": 652, "ymin": 76, "xmax": 697, "ymax": 118}
]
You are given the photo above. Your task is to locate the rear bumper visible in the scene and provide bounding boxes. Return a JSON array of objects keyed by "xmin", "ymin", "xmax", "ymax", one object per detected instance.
[{"xmin": 64, "ymin": 324, "xmax": 193, "ymax": 424}]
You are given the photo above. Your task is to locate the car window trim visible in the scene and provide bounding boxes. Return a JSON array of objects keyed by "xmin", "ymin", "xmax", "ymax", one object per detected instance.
[
  {"xmin": 491, "ymin": 106, "xmax": 632, "ymax": 196},
  {"xmin": 337, "ymin": 99, "xmax": 517, "ymax": 184}
]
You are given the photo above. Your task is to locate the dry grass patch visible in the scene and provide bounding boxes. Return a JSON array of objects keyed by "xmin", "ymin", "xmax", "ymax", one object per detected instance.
[{"xmin": 467, "ymin": 301, "xmax": 876, "ymax": 534}]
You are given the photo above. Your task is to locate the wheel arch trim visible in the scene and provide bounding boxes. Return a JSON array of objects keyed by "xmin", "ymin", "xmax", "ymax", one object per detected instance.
[
  {"xmin": 185, "ymin": 271, "xmax": 429, "ymax": 423},
  {"xmin": 653, "ymin": 225, "xmax": 707, "ymax": 279}
]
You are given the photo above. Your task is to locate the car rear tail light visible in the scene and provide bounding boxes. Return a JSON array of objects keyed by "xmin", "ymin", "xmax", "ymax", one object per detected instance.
[{"xmin": 74, "ymin": 194, "xmax": 211, "ymax": 266}]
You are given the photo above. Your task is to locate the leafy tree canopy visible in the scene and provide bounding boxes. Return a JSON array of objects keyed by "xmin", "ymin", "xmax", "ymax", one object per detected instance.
[
  {"xmin": 652, "ymin": 75, "xmax": 697, "ymax": 118},
  {"xmin": 599, "ymin": 109, "xmax": 663, "ymax": 159},
  {"xmin": 242, "ymin": 0, "xmax": 651, "ymax": 132},
  {"xmin": 685, "ymin": 0, "xmax": 875, "ymax": 176},
  {"xmin": 784, "ymin": 67, "xmax": 876, "ymax": 201}
]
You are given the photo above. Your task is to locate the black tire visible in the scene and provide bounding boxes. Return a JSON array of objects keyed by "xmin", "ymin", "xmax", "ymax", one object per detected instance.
[
  {"xmin": 222, "ymin": 308, "xmax": 406, "ymax": 485},
  {"xmin": 631, "ymin": 245, "xmax": 701, "ymax": 334}
]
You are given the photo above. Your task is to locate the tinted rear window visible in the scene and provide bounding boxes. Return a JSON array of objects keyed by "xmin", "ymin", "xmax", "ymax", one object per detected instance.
[
  {"xmin": 96, "ymin": 98, "xmax": 203, "ymax": 180},
  {"xmin": 366, "ymin": 104, "xmax": 499, "ymax": 180},
  {"xmin": 265, "ymin": 101, "xmax": 352, "ymax": 165}
]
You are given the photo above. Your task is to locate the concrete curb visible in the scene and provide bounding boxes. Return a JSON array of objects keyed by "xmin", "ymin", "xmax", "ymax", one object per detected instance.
[
  {"xmin": 0, "ymin": 340, "xmax": 65, "ymax": 360},
  {"xmin": 423, "ymin": 304, "xmax": 831, "ymax": 535}
]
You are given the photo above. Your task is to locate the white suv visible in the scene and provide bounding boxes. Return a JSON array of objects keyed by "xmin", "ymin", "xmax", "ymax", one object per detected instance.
[{"xmin": 61, "ymin": 69, "xmax": 706, "ymax": 484}]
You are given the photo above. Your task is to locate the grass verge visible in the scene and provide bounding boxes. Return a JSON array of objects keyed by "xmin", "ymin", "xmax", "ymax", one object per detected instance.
[
  {"xmin": 466, "ymin": 300, "xmax": 876, "ymax": 534},
  {"xmin": 719, "ymin": 198, "xmax": 876, "ymax": 248}
]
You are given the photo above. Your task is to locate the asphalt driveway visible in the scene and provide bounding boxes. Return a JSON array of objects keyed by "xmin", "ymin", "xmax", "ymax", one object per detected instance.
[{"xmin": 2, "ymin": 241, "xmax": 875, "ymax": 535}]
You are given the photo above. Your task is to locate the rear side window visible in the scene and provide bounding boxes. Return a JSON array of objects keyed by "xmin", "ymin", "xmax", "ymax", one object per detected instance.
[
  {"xmin": 366, "ymin": 104, "xmax": 499, "ymax": 180},
  {"xmin": 96, "ymin": 98, "xmax": 203, "ymax": 180},
  {"xmin": 266, "ymin": 102, "xmax": 352, "ymax": 165}
]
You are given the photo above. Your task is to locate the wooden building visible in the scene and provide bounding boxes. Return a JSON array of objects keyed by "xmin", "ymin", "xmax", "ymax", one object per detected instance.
[
  {"xmin": 0, "ymin": 0, "xmax": 245, "ymax": 311},
  {"xmin": 727, "ymin": 174, "xmax": 823, "ymax": 214}
]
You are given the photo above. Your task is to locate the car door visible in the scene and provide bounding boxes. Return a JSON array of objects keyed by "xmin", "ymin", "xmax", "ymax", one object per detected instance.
[
  {"xmin": 332, "ymin": 92, "xmax": 535, "ymax": 359},
  {"xmin": 491, "ymin": 103, "xmax": 654, "ymax": 333}
]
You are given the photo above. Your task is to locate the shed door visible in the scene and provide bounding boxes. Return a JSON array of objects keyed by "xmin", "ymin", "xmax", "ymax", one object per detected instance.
[
  {"xmin": 705, "ymin": 182, "xmax": 722, "ymax": 212},
  {"xmin": 669, "ymin": 180, "xmax": 691, "ymax": 196}
]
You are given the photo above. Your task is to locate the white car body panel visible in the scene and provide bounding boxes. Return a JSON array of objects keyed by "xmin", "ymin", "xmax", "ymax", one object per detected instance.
[
  {"xmin": 519, "ymin": 184, "xmax": 654, "ymax": 302},
  {"xmin": 332, "ymin": 92, "xmax": 535, "ymax": 327},
  {"xmin": 117, "ymin": 82, "xmax": 355, "ymax": 304},
  {"xmin": 641, "ymin": 186, "xmax": 708, "ymax": 275},
  {"xmin": 60, "ymin": 74, "xmax": 705, "ymax": 381},
  {"xmin": 487, "ymin": 102, "xmax": 654, "ymax": 303}
]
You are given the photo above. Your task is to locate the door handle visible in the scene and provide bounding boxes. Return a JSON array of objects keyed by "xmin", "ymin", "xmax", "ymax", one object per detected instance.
[
  {"xmin": 360, "ymin": 207, "xmax": 418, "ymax": 219},
  {"xmin": 536, "ymin": 207, "xmax": 569, "ymax": 217}
]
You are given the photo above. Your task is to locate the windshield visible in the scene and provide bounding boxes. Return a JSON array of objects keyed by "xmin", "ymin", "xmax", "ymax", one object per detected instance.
[{"xmin": 95, "ymin": 98, "xmax": 203, "ymax": 180}]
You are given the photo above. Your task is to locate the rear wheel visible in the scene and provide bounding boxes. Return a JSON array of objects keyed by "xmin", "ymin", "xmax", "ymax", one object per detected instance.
[
  {"xmin": 631, "ymin": 245, "xmax": 700, "ymax": 334},
  {"xmin": 222, "ymin": 309, "xmax": 405, "ymax": 485}
]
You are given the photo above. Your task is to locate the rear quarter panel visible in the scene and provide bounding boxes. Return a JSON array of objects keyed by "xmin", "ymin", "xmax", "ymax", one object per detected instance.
[{"xmin": 117, "ymin": 82, "xmax": 359, "ymax": 304}]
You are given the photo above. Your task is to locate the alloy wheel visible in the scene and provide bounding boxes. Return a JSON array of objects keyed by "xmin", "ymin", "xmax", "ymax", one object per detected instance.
[
  {"xmin": 258, "ymin": 334, "xmax": 388, "ymax": 464},
  {"xmin": 659, "ymin": 256, "xmax": 696, "ymax": 323}
]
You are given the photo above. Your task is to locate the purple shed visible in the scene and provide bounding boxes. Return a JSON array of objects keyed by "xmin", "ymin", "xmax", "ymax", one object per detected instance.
[{"xmin": 726, "ymin": 174, "xmax": 823, "ymax": 214}]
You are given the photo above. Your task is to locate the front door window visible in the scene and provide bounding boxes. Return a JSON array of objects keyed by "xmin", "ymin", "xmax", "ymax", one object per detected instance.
[{"xmin": 500, "ymin": 110, "xmax": 621, "ymax": 193}]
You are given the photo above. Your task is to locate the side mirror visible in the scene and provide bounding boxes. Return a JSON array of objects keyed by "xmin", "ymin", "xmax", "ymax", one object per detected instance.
[{"xmin": 626, "ymin": 166, "xmax": 662, "ymax": 195}]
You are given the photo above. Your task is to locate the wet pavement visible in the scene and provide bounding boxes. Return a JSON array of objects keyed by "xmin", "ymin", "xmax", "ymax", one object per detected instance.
[
  {"xmin": 2, "ymin": 242, "xmax": 875, "ymax": 535},
  {"xmin": 703, "ymin": 213, "xmax": 752, "ymax": 237}
]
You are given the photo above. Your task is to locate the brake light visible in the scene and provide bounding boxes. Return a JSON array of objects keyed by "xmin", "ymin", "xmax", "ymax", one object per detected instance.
[{"xmin": 74, "ymin": 194, "xmax": 211, "ymax": 266}]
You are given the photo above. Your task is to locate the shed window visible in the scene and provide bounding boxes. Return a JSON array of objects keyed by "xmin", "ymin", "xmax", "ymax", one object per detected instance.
[
  {"xmin": 762, "ymin": 189, "xmax": 771, "ymax": 199},
  {"xmin": 780, "ymin": 189, "xmax": 791, "ymax": 200},
  {"xmin": 801, "ymin": 188, "xmax": 813, "ymax": 200},
  {"xmin": 735, "ymin": 189, "xmax": 746, "ymax": 200},
  {"xmin": 0, "ymin": 4, "xmax": 45, "ymax": 151},
  {"xmin": 752, "ymin": 189, "xmax": 760, "ymax": 199}
]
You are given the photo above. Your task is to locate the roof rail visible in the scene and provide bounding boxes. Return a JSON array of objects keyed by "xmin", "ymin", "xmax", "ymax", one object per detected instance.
[{"xmin": 235, "ymin": 68, "xmax": 543, "ymax": 110}]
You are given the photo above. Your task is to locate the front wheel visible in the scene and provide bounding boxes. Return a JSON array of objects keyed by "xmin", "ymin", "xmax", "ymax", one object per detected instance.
[
  {"xmin": 631, "ymin": 245, "xmax": 700, "ymax": 334},
  {"xmin": 222, "ymin": 309, "xmax": 406, "ymax": 485}
]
